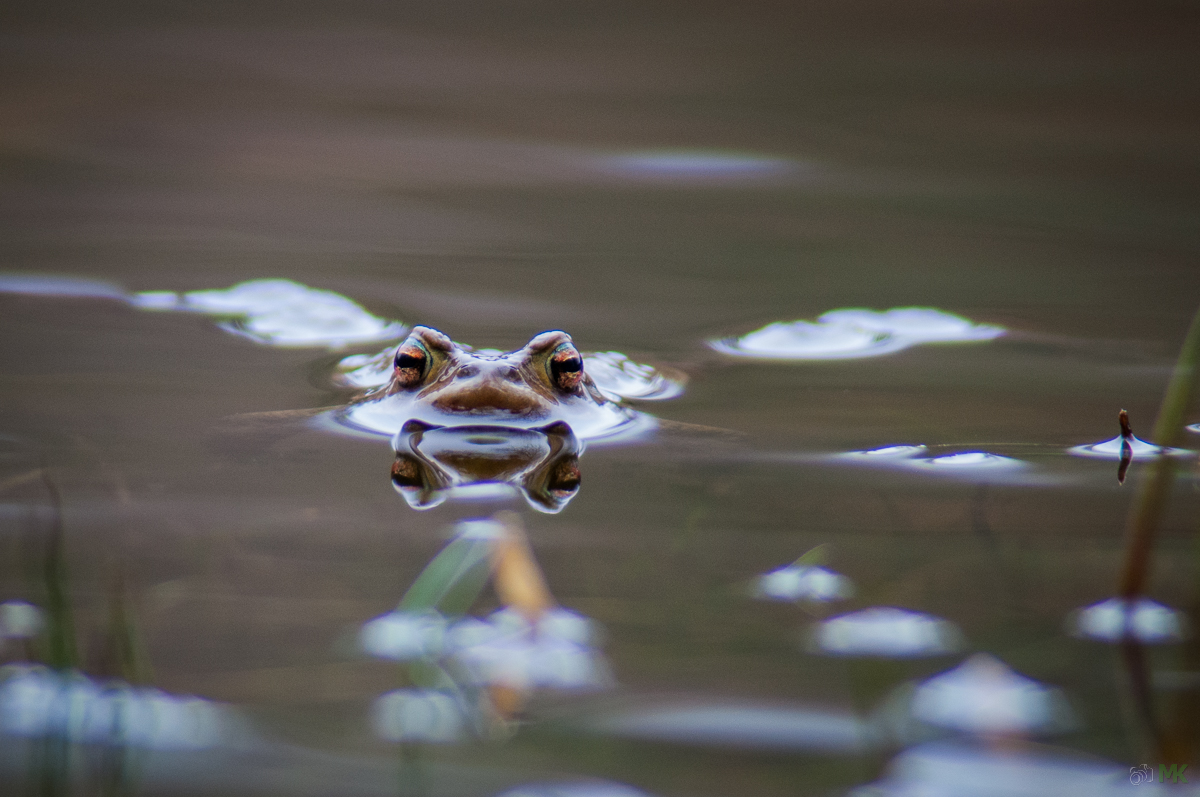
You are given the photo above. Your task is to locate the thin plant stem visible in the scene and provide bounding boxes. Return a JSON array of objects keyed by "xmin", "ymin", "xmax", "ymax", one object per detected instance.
[{"xmin": 1118, "ymin": 305, "xmax": 1200, "ymax": 600}]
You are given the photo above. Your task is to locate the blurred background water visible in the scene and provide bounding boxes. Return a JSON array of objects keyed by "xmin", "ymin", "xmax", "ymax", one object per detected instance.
[{"xmin": 2, "ymin": 1, "xmax": 1200, "ymax": 794}]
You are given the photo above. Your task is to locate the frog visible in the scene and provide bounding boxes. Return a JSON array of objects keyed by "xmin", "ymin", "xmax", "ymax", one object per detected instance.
[{"xmin": 332, "ymin": 326, "xmax": 662, "ymax": 443}]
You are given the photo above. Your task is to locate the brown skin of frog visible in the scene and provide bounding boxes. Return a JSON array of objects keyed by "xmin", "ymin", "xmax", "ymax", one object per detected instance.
[{"xmin": 385, "ymin": 326, "xmax": 608, "ymax": 420}]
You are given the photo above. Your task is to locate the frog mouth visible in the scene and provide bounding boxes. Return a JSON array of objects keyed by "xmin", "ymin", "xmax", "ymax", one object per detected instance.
[{"xmin": 428, "ymin": 382, "xmax": 550, "ymax": 417}]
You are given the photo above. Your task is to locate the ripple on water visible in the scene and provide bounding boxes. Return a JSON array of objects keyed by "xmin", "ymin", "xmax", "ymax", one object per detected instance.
[
  {"xmin": 811, "ymin": 607, "xmax": 965, "ymax": 658},
  {"xmin": 915, "ymin": 452, "xmax": 1026, "ymax": 470},
  {"xmin": 840, "ymin": 444, "xmax": 929, "ymax": 460},
  {"xmin": 0, "ymin": 665, "xmax": 238, "ymax": 750},
  {"xmin": 751, "ymin": 565, "xmax": 854, "ymax": 603},
  {"xmin": 134, "ymin": 279, "xmax": 407, "ymax": 348},
  {"xmin": 581, "ymin": 352, "xmax": 684, "ymax": 401},
  {"xmin": 0, "ymin": 273, "xmax": 129, "ymax": 300},
  {"xmin": 1, "ymin": 273, "xmax": 408, "ymax": 349},
  {"xmin": 371, "ymin": 688, "xmax": 467, "ymax": 744},
  {"xmin": 710, "ymin": 307, "xmax": 1004, "ymax": 360},
  {"xmin": 1068, "ymin": 597, "xmax": 1188, "ymax": 644},
  {"xmin": 494, "ymin": 781, "xmax": 656, "ymax": 797},
  {"xmin": 837, "ymin": 446, "xmax": 1028, "ymax": 478},
  {"xmin": 333, "ymin": 398, "xmax": 657, "ymax": 445},
  {"xmin": 587, "ymin": 701, "xmax": 870, "ymax": 753},
  {"xmin": 1067, "ymin": 435, "xmax": 1189, "ymax": 460},
  {"xmin": 910, "ymin": 654, "xmax": 1075, "ymax": 736},
  {"xmin": 598, "ymin": 149, "xmax": 794, "ymax": 183},
  {"xmin": 0, "ymin": 601, "xmax": 43, "ymax": 640},
  {"xmin": 851, "ymin": 740, "xmax": 1136, "ymax": 797}
]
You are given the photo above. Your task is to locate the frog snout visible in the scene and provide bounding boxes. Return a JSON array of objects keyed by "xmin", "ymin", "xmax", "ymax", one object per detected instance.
[{"xmin": 431, "ymin": 379, "xmax": 546, "ymax": 416}]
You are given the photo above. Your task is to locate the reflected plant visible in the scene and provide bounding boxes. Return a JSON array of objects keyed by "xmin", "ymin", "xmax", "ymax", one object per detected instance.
[
  {"xmin": 1118, "ymin": 410, "xmax": 1134, "ymax": 485},
  {"xmin": 361, "ymin": 512, "xmax": 611, "ymax": 761},
  {"xmin": 1112, "ymin": 303, "xmax": 1200, "ymax": 766},
  {"xmin": 1, "ymin": 455, "xmax": 232, "ymax": 797}
]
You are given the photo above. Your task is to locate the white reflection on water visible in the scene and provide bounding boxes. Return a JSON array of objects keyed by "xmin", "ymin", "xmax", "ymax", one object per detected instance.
[
  {"xmin": 710, "ymin": 307, "xmax": 1003, "ymax": 360},
  {"xmin": 581, "ymin": 352, "xmax": 684, "ymax": 401},
  {"xmin": 1188, "ymin": 423, "xmax": 1200, "ymax": 434},
  {"xmin": 361, "ymin": 607, "xmax": 609, "ymax": 691},
  {"xmin": 0, "ymin": 274, "xmax": 407, "ymax": 349},
  {"xmin": 360, "ymin": 610, "xmax": 448, "ymax": 661},
  {"xmin": 0, "ymin": 665, "xmax": 233, "ymax": 750},
  {"xmin": 751, "ymin": 564, "xmax": 854, "ymax": 603},
  {"xmin": 1067, "ymin": 435, "xmax": 1188, "ymax": 460},
  {"xmin": 813, "ymin": 608, "xmax": 965, "ymax": 658},
  {"xmin": 371, "ymin": 688, "xmax": 467, "ymax": 744},
  {"xmin": 134, "ymin": 279, "xmax": 407, "ymax": 348},
  {"xmin": 340, "ymin": 385, "xmax": 657, "ymax": 446},
  {"xmin": 837, "ymin": 446, "xmax": 1028, "ymax": 479},
  {"xmin": 599, "ymin": 150, "xmax": 791, "ymax": 182},
  {"xmin": 0, "ymin": 601, "xmax": 43, "ymax": 640},
  {"xmin": 1068, "ymin": 597, "xmax": 1188, "ymax": 644},
  {"xmin": 841, "ymin": 445, "xmax": 929, "ymax": 460},
  {"xmin": 589, "ymin": 701, "xmax": 869, "ymax": 752},
  {"xmin": 450, "ymin": 607, "xmax": 611, "ymax": 692},
  {"xmin": 0, "ymin": 274, "xmax": 129, "ymax": 300},
  {"xmin": 911, "ymin": 655, "xmax": 1075, "ymax": 736},
  {"xmin": 494, "ymin": 781, "xmax": 655, "ymax": 797},
  {"xmin": 850, "ymin": 740, "xmax": 1147, "ymax": 797},
  {"xmin": 916, "ymin": 452, "xmax": 1026, "ymax": 471}
]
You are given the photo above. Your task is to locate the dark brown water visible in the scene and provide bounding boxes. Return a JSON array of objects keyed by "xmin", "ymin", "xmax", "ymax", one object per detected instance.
[{"xmin": 2, "ymin": 2, "xmax": 1200, "ymax": 795}]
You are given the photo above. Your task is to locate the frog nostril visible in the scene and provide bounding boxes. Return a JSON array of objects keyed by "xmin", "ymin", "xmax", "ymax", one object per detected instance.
[{"xmin": 455, "ymin": 365, "xmax": 479, "ymax": 379}]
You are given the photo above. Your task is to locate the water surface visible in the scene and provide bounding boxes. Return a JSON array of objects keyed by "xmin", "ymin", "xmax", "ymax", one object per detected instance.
[{"xmin": 2, "ymin": 2, "xmax": 1200, "ymax": 795}]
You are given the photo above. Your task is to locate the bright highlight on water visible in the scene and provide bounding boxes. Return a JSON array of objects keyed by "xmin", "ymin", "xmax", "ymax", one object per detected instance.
[
  {"xmin": 711, "ymin": 307, "xmax": 1004, "ymax": 360},
  {"xmin": 601, "ymin": 150, "xmax": 792, "ymax": 181},
  {"xmin": 751, "ymin": 564, "xmax": 854, "ymax": 603},
  {"xmin": 0, "ymin": 665, "xmax": 235, "ymax": 751},
  {"xmin": 1068, "ymin": 597, "xmax": 1188, "ymax": 644},
  {"xmin": 133, "ymin": 279, "xmax": 408, "ymax": 348},
  {"xmin": 839, "ymin": 445, "xmax": 1027, "ymax": 475},
  {"xmin": 811, "ymin": 607, "xmax": 964, "ymax": 658},
  {"xmin": 910, "ymin": 654, "xmax": 1075, "ymax": 735},
  {"xmin": 0, "ymin": 274, "xmax": 407, "ymax": 349}
]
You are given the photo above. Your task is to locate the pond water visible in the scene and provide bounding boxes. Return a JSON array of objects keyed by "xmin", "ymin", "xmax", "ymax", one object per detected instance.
[{"xmin": 2, "ymin": 2, "xmax": 1200, "ymax": 795}]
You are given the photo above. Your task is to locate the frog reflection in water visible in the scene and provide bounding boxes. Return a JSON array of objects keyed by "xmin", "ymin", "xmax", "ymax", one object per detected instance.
[
  {"xmin": 391, "ymin": 420, "xmax": 582, "ymax": 513},
  {"xmin": 335, "ymin": 326, "xmax": 657, "ymax": 512}
]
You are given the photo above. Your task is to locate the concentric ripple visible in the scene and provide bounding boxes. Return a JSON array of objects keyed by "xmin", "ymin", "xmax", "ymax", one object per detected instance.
[{"xmin": 1067, "ymin": 435, "xmax": 1188, "ymax": 460}]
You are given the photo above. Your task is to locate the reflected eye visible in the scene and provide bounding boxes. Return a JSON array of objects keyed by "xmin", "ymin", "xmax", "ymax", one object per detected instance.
[
  {"xmin": 549, "ymin": 343, "xmax": 583, "ymax": 392},
  {"xmin": 393, "ymin": 339, "xmax": 430, "ymax": 387},
  {"xmin": 547, "ymin": 460, "xmax": 581, "ymax": 498},
  {"xmin": 391, "ymin": 456, "xmax": 424, "ymax": 488}
]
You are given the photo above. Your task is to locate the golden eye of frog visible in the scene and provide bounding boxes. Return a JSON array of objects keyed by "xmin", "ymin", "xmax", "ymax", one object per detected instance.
[{"xmin": 336, "ymin": 327, "xmax": 655, "ymax": 442}]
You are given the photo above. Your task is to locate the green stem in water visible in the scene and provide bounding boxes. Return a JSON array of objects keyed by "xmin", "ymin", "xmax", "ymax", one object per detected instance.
[{"xmin": 1118, "ymin": 306, "xmax": 1200, "ymax": 600}]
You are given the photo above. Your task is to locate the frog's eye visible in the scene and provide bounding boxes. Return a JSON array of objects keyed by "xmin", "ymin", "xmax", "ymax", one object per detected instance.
[
  {"xmin": 393, "ymin": 339, "xmax": 430, "ymax": 387},
  {"xmin": 548, "ymin": 343, "xmax": 584, "ymax": 392}
]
